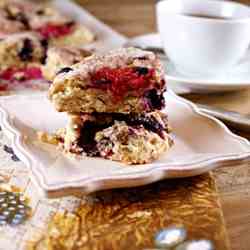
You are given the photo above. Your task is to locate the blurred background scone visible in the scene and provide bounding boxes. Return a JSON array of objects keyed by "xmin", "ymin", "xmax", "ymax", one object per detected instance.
[
  {"xmin": 0, "ymin": 0, "xmax": 95, "ymax": 46},
  {"xmin": 0, "ymin": 32, "xmax": 46, "ymax": 71}
]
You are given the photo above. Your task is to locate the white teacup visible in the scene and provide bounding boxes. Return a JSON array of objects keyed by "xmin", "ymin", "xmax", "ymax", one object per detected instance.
[{"xmin": 156, "ymin": 0, "xmax": 250, "ymax": 77}]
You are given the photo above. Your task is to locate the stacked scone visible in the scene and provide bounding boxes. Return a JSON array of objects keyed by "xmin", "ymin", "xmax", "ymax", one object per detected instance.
[{"xmin": 47, "ymin": 47, "xmax": 173, "ymax": 164}]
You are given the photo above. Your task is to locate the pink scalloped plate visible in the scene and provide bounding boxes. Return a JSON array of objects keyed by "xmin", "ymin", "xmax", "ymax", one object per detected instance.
[{"xmin": 0, "ymin": 91, "xmax": 249, "ymax": 197}]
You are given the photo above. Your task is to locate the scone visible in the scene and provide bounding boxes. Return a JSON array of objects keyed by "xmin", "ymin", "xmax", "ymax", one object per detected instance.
[
  {"xmin": 0, "ymin": 0, "xmax": 95, "ymax": 46},
  {"xmin": 41, "ymin": 111, "xmax": 172, "ymax": 165},
  {"xmin": 0, "ymin": 32, "xmax": 46, "ymax": 81},
  {"xmin": 42, "ymin": 46, "xmax": 92, "ymax": 81},
  {"xmin": 48, "ymin": 48, "xmax": 166, "ymax": 114},
  {"xmin": 28, "ymin": 4, "xmax": 94, "ymax": 46}
]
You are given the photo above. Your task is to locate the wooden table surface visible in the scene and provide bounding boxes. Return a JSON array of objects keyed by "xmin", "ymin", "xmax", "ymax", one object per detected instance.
[{"xmin": 77, "ymin": 1, "xmax": 250, "ymax": 250}]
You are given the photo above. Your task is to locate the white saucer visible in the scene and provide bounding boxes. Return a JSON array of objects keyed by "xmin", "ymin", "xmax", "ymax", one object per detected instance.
[{"xmin": 126, "ymin": 33, "xmax": 250, "ymax": 93}]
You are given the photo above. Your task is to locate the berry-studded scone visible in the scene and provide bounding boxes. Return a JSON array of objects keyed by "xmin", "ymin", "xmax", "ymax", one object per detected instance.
[
  {"xmin": 42, "ymin": 46, "xmax": 92, "ymax": 81},
  {"xmin": 28, "ymin": 4, "xmax": 94, "ymax": 47},
  {"xmin": 0, "ymin": 32, "xmax": 47, "ymax": 81},
  {"xmin": 0, "ymin": 0, "xmax": 94, "ymax": 45},
  {"xmin": 48, "ymin": 48, "xmax": 166, "ymax": 114},
  {"xmin": 39, "ymin": 111, "xmax": 172, "ymax": 165}
]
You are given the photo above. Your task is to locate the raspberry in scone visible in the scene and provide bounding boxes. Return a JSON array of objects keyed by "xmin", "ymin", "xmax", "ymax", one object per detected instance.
[
  {"xmin": 0, "ymin": 32, "xmax": 47, "ymax": 81},
  {"xmin": 48, "ymin": 48, "xmax": 166, "ymax": 114},
  {"xmin": 43, "ymin": 111, "xmax": 172, "ymax": 165},
  {"xmin": 42, "ymin": 46, "xmax": 92, "ymax": 81}
]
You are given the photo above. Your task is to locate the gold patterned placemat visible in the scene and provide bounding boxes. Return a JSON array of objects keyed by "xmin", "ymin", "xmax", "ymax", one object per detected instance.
[{"xmin": 27, "ymin": 173, "xmax": 230, "ymax": 250}]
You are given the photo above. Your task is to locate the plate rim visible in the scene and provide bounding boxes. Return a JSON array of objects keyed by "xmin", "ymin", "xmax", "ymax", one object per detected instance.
[{"xmin": 0, "ymin": 91, "xmax": 250, "ymax": 197}]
